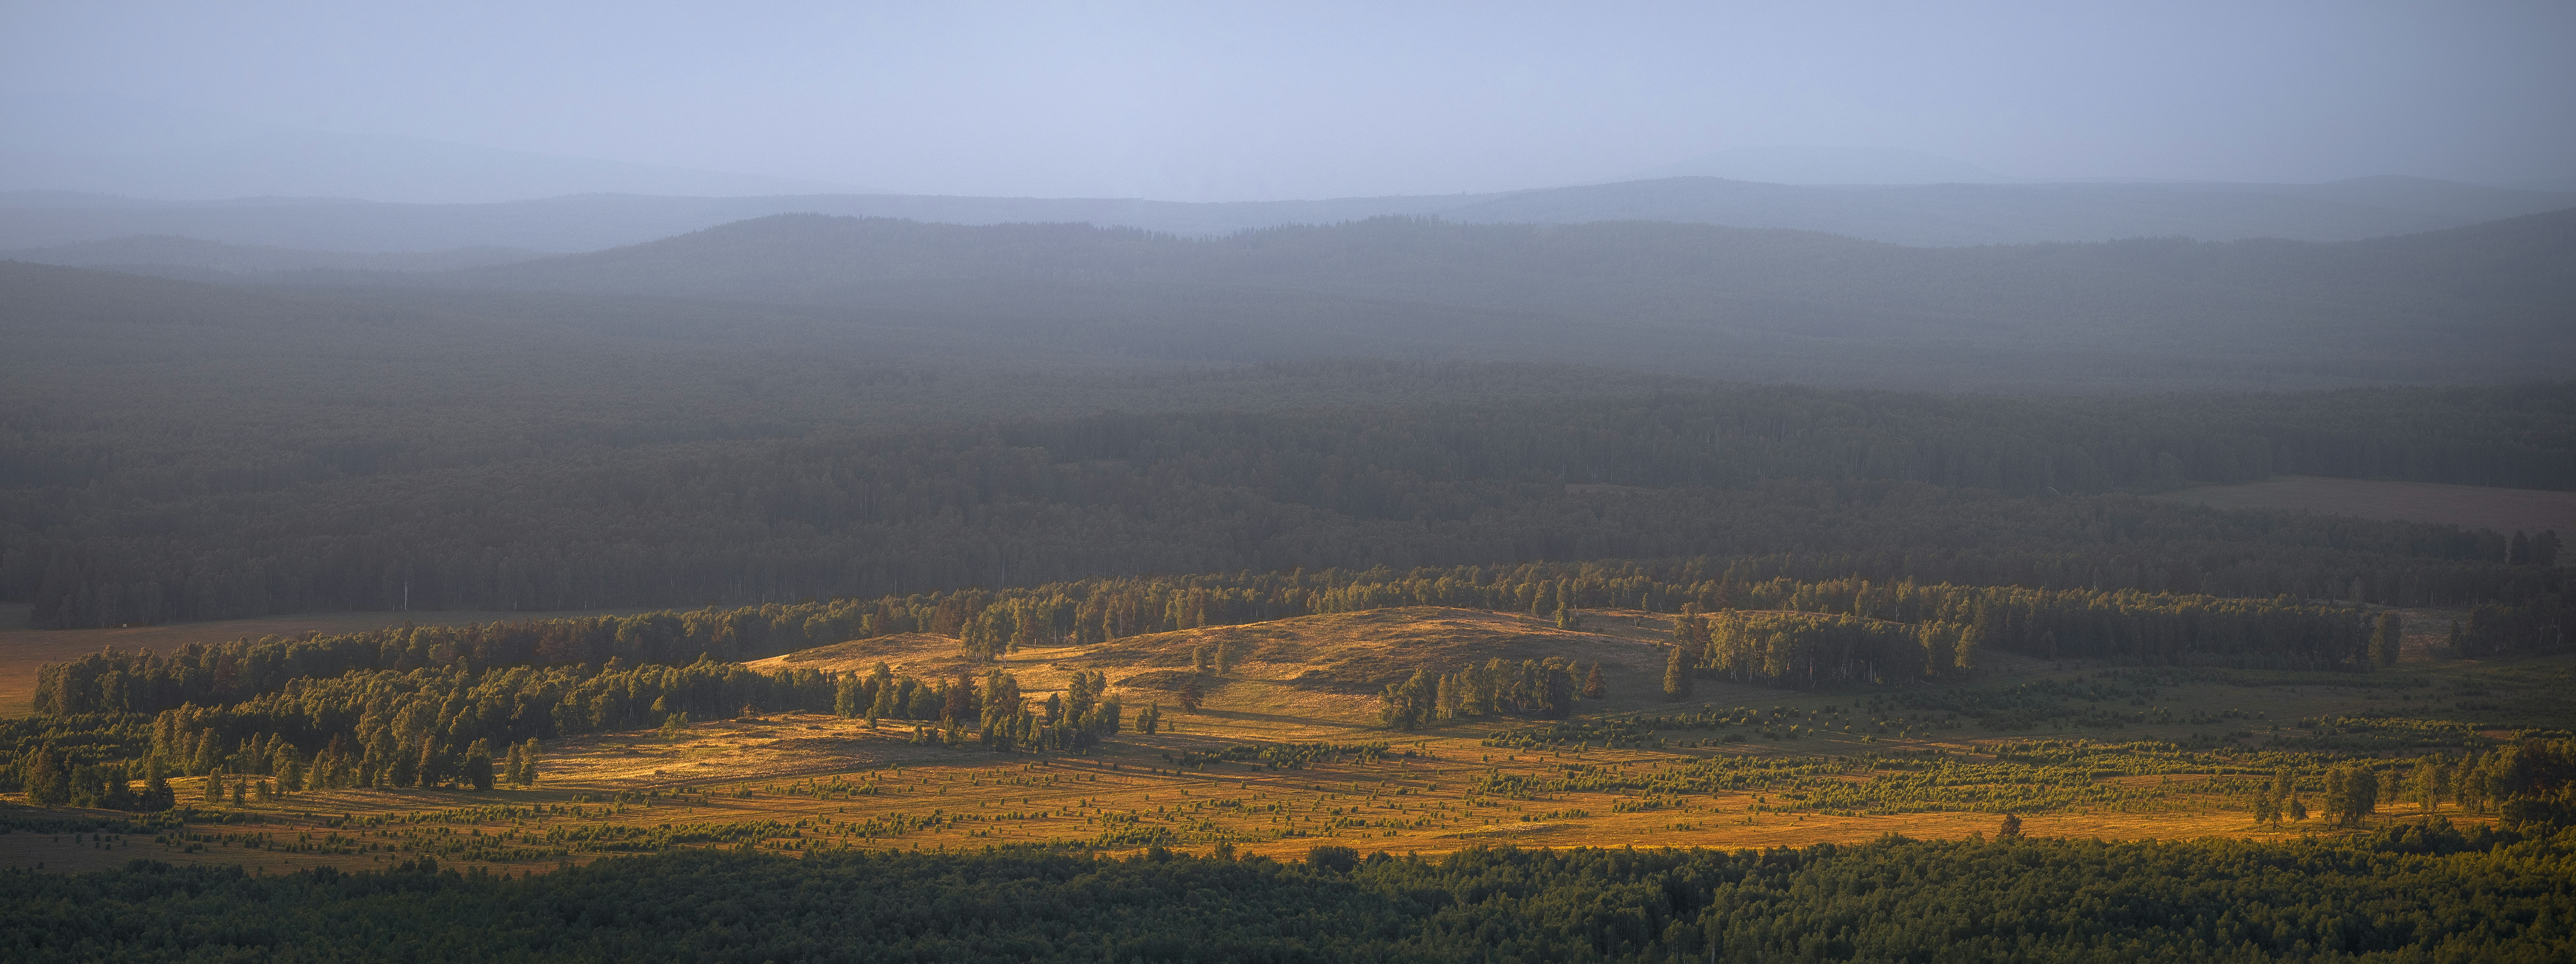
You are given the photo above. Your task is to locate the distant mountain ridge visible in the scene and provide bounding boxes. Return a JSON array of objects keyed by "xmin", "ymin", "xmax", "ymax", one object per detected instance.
[
  {"xmin": 2, "ymin": 176, "xmax": 2564, "ymax": 254},
  {"xmin": 252, "ymin": 206, "xmax": 2572, "ymax": 390}
]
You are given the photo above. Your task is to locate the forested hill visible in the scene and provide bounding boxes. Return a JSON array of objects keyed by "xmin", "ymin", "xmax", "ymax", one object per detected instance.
[{"xmin": 351, "ymin": 210, "xmax": 2576, "ymax": 386}]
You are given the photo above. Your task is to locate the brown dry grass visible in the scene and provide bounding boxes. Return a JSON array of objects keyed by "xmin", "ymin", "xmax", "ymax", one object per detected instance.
[{"xmin": 2151, "ymin": 475, "xmax": 2576, "ymax": 542}]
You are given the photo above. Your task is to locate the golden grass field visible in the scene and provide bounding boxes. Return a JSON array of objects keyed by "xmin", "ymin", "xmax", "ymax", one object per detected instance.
[
  {"xmin": 2151, "ymin": 475, "xmax": 2576, "ymax": 542},
  {"xmin": 7, "ymin": 604, "xmax": 2556, "ymax": 877}
]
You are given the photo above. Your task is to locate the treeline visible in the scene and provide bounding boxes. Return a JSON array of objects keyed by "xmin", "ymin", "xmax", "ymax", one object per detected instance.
[
  {"xmin": 1694, "ymin": 578, "xmax": 2377, "ymax": 680},
  {"xmin": 45, "ymin": 554, "xmax": 2493, "ymax": 727},
  {"xmin": 39, "ymin": 555, "xmax": 2560, "ymax": 723},
  {"xmin": 1694, "ymin": 611, "xmax": 1975, "ymax": 686},
  {"xmin": 12, "ymin": 380, "xmax": 2572, "ymax": 627},
  {"xmin": 5, "ymin": 825, "xmax": 2574, "ymax": 961},
  {"xmin": 1376, "ymin": 657, "xmax": 1595, "ymax": 730},
  {"xmin": 6, "ymin": 655, "xmax": 1120, "ymax": 804}
]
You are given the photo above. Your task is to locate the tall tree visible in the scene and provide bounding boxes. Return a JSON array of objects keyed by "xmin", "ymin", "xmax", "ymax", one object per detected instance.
[
  {"xmin": 2370, "ymin": 612, "xmax": 2404, "ymax": 668},
  {"xmin": 21, "ymin": 746, "xmax": 69, "ymax": 807},
  {"xmin": 462, "ymin": 739, "xmax": 496, "ymax": 791},
  {"xmin": 1662, "ymin": 645, "xmax": 1693, "ymax": 702}
]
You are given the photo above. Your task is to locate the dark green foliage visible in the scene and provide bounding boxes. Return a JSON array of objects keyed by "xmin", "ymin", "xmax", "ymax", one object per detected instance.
[
  {"xmin": 1701, "ymin": 579, "xmax": 2389, "ymax": 679},
  {"xmin": 11, "ymin": 296, "xmax": 2570, "ymax": 629},
  {"xmin": 3, "ymin": 828, "xmax": 2572, "ymax": 962},
  {"xmin": 1304, "ymin": 844, "xmax": 1359, "ymax": 873}
]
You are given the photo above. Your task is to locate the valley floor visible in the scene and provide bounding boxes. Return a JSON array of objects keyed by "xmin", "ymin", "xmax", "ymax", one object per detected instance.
[{"xmin": 9, "ymin": 607, "xmax": 2559, "ymax": 876}]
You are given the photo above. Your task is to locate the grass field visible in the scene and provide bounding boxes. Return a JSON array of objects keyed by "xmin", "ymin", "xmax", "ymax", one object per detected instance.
[
  {"xmin": 2151, "ymin": 475, "xmax": 2576, "ymax": 542},
  {"xmin": 8, "ymin": 605, "xmax": 2558, "ymax": 876},
  {"xmin": 0, "ymin": 604, "xmax": 644, "ymax": 716}
]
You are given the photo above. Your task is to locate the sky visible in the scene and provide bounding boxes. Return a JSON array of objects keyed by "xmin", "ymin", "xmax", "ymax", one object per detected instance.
[{"xmin": 4, "ymin": 1, "xmax": 2573, "ymax": 201}]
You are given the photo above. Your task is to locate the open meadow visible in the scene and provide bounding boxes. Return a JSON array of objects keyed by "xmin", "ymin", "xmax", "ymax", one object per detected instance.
[{"xmin": 11, "ymin": 605, "xmax": 2558, "ymax": 877}]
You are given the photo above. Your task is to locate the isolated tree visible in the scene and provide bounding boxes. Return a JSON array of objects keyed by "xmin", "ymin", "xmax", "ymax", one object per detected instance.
[
  {"xmin": 416, "ymin": 737, "xmax": 449, "ymax": 788},
  {"xmin": 1581, "ymin": 662, "xmax": 1607, "ymax": 700},
  {"xmin": 1139, "ymin": 702, "xmax": 1162, "ymax": 735},
  {"xmin": 1662, "ymin": 646, "xmax": 1693, "ymax": 701},
  {"xmin": 660, "ymin": 711, "xmax": 690, "ymax": 741},
  {"xmin": 1540, "ymin": 659, "xmax": 1574, "ymax": 718},
  {"xmin": 516, "ymin": 738, "xmax": 542, "ymax": 786},
  {"xmin": 1996, "ymin": 813, "xmax": 2021, "ymax": 838},
  {"xmin": 1178, "ymin": 679, "xmax": 1205, "ymax": 713},
  {"xmin": 462, "ymin": 739, "xmax": 495, "ymax": 791},
  {"xmin": 2370, "ymin": 612, "xmax": 2404, "ymax": 668},
  {"xmin": 1192, "ymin": 645, "xmax": 1212, "ymax": 675},
  {"xmin": 140, "ymin": 765, "xmax": 175, "ymax": 812},
  {"xmin": 943, "ymin": 671, "xmax": 978, "ymax": 727}
]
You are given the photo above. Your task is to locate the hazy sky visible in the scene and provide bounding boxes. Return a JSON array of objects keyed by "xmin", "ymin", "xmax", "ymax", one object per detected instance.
[{"xmin": 5, "ymin": 1, "xmax": 2572, "ymax": 200}]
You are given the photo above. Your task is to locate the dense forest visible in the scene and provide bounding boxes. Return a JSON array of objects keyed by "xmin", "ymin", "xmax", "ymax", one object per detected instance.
[
  {"xmin": 9, "ymin": 255, "xmax": 2570, "ymax": 628},
  {"xmin": 414, "ymin": 211, "xmax": 2576, "ymax": 378},
  {"xmin": 4, "ymin": 824, "xmax": 2574, "ymax": 962},
  {"xmin": 9, "ymin": 349, "xmax": 2569, "ymax": 627}
]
